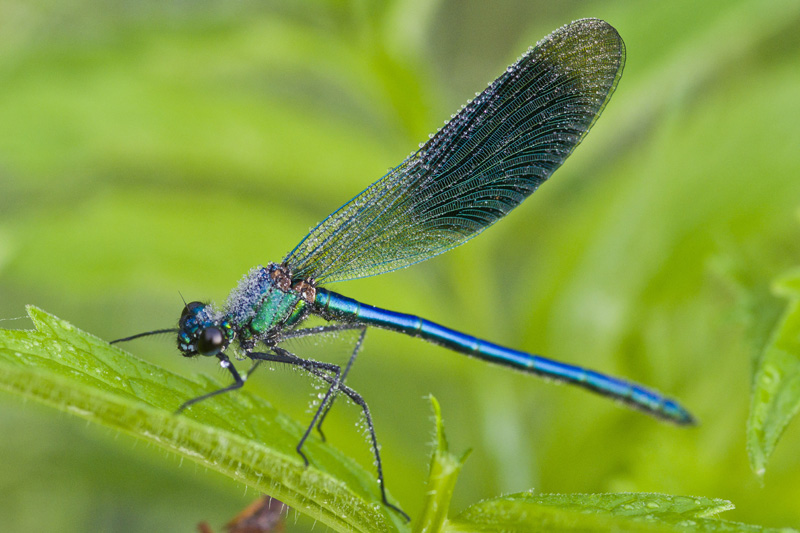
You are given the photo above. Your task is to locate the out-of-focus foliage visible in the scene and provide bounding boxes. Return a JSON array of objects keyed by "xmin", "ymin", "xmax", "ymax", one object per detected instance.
[
  {"xmin": 1, "ymin": 0, "xmax": 800, "ymax": 531},
  {"xmin": 447, "ymin": 493, "xmax": 787, "ymax": 533},
  {"xmin": 747, "ymin": 266, "xmax": 800, "ymax": 477}
]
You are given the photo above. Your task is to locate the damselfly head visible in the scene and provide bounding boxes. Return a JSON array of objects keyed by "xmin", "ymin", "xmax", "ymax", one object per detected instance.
[{"xmin": 177, "ymin": 301, "xmax": 234, "ymax": 357}]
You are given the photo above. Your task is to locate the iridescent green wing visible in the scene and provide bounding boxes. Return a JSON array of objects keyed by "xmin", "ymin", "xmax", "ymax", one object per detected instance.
[{"xmin": 285, "ymin": 18, "xmax": 625, "ymax": 284}]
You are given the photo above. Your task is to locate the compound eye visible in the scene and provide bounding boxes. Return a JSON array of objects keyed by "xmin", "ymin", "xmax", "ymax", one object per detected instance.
[
  {"xmin": 181, "ymin": 301, "xmax": 205, "ymax": 320},
  {"xmin": 196, "ymin": 326, "xmax": 225, "ymax": 356}
]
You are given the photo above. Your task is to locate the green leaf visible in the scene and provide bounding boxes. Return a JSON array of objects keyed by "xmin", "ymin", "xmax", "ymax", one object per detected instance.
[
  {"xmin": 412, "ymin": 396, "xmax": 469, "ymax": 533},
  {"xmin": 446, "ymin": 492, "xmax": 793, "ymax": 532},
  {"xmin": 747, "ymin": 268, "xmax": 800, "ymax": 476},
  {"xmin": 0, "ymin": 306, "xmax": 407, "ymax": 533}
]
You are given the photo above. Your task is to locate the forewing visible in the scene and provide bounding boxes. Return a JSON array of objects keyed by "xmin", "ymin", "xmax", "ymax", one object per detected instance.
[{"xmin": 285, "ymin": 18, "xmax": 625, "ymax": 284}]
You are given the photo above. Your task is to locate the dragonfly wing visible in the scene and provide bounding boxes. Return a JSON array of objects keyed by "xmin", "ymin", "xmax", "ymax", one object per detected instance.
[{"xmin": 285, "ymin": 18, "xmax": 625, "ymax": 284}]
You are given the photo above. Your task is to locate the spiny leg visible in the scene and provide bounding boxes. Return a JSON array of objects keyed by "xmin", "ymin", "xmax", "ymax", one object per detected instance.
[
  {"xmin": 315, "ymin": 326, "xmax": 366, "ymax": 440},
  {"xmin": 170, "ymin": 346, "xmax": 406, "ymax": 517},
  {"xmin": 310, "ymin": 362, "xmax": 408, "ymax": 521},
  {"xmin": 281, "ymin": 323, "xmax": 365, "ymax": 341},
  {"xmin": 255, "ymin": 345, "xmax": 408, "ymax": 521},
  {"xmin": 176, "ymin": 355, "xmax": 244, "ymax": 413},
  {"xmin": 246, "ymin": 359, "xmax": 263, "ymax": 379},
  {"xmin": 280, "ymin": 323, "xmax": 368, "ymax": 440},
  {"xmin": 247, "ymin": 349, "xmax": 342, "ymax": 468}
]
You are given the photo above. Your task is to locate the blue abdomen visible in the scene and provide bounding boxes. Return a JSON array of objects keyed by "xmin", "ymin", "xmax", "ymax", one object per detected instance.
[{"xmin": 313, "ymin": 287, "xmax": 694, "ymax": 425}]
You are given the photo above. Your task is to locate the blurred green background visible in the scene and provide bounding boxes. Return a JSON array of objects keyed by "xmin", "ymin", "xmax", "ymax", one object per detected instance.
[{"xmin": 2, "ymin": 0, "xmax": 800, "ymax": 531}]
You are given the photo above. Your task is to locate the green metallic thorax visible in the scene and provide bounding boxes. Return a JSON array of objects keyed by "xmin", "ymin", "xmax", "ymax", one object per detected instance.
[
  {"xmin": 249, "ymin": 290, "xmax": 302, "ymax": 334},
  {"xmin": 224, "ymin": 265, "xmax": 311, "ymax": 341}
]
